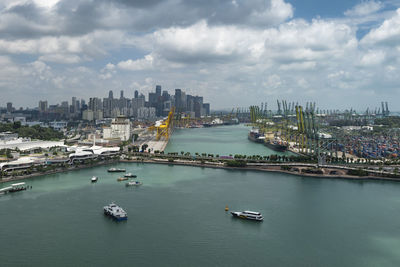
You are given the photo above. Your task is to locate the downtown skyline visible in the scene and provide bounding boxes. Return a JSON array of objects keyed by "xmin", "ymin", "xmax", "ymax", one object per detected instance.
[{"xmin": 1, "ymin": 0, "xmax": 400, "ymax": 109}]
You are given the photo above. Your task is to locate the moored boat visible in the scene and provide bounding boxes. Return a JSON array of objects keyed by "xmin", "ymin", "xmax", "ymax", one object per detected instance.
[
  {"xmin": 103, "ymin": 203, "xmax": 128, "ymax": 221},
  {"xmin": 230, "ymin": 210, "xmax": 263, "ymax": 221},
  {"xmin": 108, "ymin": 168, "xmax": 126, "ymax": 173}
]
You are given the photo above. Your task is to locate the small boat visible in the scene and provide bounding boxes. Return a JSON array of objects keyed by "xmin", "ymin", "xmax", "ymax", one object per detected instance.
[
  {"xmin": 103, "ymin": 203, "xmax": 128, "ymax": 221},
  {"xmin": 230, "ymin": 210, "xmax": 263, "ymax": 221},
  {"xmin": 124, "ymin": 173, "xmax": 137, "ymax": 178},
  {"xmin": 117, "ymin": 177, "xmax": 128, "ymax": 181},
  {"xmin": 108, "ymin": 168, "xmax": 126, "ymax": 173},
  {"xmin": 91, "ymin": 176, "xmax": 98, "ymax": 183},
  {"xmin": 125, "ymin": 181, "xmax": 142, "ymax": 187}
]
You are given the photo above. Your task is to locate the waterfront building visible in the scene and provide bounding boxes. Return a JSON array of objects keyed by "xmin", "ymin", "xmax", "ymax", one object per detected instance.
[
  {"xmin": 0, "ymin": 157, "xmax": 45, "ymax": 173},
  {"xmin": 103, "ymin": 116, "xmax": 131, "ymax": 141}
]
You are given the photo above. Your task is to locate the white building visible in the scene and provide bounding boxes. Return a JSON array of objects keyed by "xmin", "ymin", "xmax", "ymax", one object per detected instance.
[{"xmin": 103, "ymin": 116, "xmax": 131, "ymax": 141}]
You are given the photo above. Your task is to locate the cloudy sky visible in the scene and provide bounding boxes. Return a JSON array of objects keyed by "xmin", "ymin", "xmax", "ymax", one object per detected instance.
[{"xmin": 1, "ymin": 0, "xmax": 400, "ymax": 110}]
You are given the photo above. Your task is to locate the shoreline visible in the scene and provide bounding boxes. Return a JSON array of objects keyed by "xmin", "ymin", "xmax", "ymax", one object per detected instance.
[
  {"xmin": 2, "ymin": 157, "xmax": 399, "ymax": 185},
  {"xmin": 0, "ymin": 160, "xmax": 118, "ymax": 184},
  {"xmin": 120, "ymin": 158, "xmax": 400, "ymax": 183}
]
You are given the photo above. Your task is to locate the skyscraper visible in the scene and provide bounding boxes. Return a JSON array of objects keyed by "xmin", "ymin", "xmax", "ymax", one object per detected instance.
[
  {"xmin": 156, "ymin": 85, "xmax": 161, "ymax": 97},
  {"xmin": 134, "ymin": 90, "xmax": 139, "ymax": 99}
]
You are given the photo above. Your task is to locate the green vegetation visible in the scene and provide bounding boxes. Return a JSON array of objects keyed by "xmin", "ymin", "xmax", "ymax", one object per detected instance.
[
  {"xmin": 347, "ymin": 168, "xmax": 369, "ymax": 176},
  {"xmin": 374, "ymin": 117, "xmax": 400, "ymax": 128},
  {"xmin": 301, "ymin": 168, "xmax": 323, "ymax": 175},
  {"xmin": 226, "ymin": 160, "xmax": 247, "ymax": 167},
  {"xmin": 0, "ymin": 122, "xmax": 64, "ymax": 140},
  {"xmin": 280, "ymin": 165, "xmax": 292, "ymax": 171}
]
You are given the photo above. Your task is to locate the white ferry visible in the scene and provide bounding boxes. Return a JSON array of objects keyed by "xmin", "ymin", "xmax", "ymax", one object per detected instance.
[
  {"xmin": 230, "ymin": 210, "xmax": 263, "ymax": 221},
  {"xmin": 103, "ymin": 203, "xmax": 128, "ymax": 221}
]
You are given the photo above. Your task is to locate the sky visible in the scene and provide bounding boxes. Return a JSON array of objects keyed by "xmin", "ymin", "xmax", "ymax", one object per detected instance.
[{"xmin": 1, "ymin": 0, "xmax": 400, "ymax": 111}]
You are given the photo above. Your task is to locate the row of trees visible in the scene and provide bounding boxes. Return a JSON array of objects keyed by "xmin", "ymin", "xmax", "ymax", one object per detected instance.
[{"xmin": 0, "ymin": 122, "xmax": 64, "ymax": 140}]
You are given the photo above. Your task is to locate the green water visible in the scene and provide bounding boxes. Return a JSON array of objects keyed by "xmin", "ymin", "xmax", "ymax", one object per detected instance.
[
  {"xmin": 165, "ymin": 124, "xmax": 292, "ymax": 156},
  {"xmin": 2, "ymin": 125, "xmax": 400, "ymax": 266}
]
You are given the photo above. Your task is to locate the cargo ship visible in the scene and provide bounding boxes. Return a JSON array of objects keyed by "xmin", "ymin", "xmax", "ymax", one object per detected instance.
[
  {"xmin": 248, "ymin": 129, "xmax": 265, "ymax": 143},
  {"xmin": 264, "ymin": 138, "xmax": 288, "ymax": 152}
]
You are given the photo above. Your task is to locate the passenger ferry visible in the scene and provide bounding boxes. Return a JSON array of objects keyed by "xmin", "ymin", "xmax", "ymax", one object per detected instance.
[
  {"xmin": 103, "ymin": 203, "xmax": 128, "ymax": 221},
  {"xmin": 0, "ymin": 182, "xmax": 30, "ymax": 194},
  {"xmin": 230, "ymin": 210, "xmax": 264, "ymax": 221},
  {"xmin": 108, "ymin": 168, "xmax": 126, "ymax": 173}
]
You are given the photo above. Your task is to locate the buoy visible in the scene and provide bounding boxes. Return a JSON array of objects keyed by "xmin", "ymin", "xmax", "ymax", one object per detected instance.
[{"xmin": 225, "ymin": 205, "xmax": 229, "ymax": 211}]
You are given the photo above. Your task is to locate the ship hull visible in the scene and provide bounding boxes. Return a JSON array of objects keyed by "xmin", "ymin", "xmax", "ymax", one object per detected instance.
[
  {"xmin": 264, "ymin": 142, "xmax": 288, "ymax": 152},
  {"xmin": 248, "ymin": 134, "xmax": 264, "ymax": 143}
]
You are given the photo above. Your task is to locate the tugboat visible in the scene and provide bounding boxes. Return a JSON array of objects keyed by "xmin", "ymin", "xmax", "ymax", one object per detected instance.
[
  {"xmin": 108, "ymin": 168, "xmax": 126, "ymax": 173},
  {"xmin": 103, "ymin": 203, "xmax": 128, "ymax": 221},
  {"xmin": 91, "ymin": 176, "xmax": 98, "ymax": 183},
  {"xmin": 230, "ymin": 210, "xmax": 264, "ymax": 221},
  {"xmin": 125, "ymin": 181, "xmax": 142, "ymax": 187},
  {"xmin": 124, "ymin": 173, "xmax": 137, "ymax": 178}
]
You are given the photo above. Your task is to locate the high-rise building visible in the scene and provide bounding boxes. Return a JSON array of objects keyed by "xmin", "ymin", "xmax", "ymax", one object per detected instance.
[
  {"xmin": 38, "ymin": 101, "xmax": 48, "ymax": 113},
  {"xmin": 108, "ymin": 90, "xmax": 114, "ymax": 99},
  {"xmin": 194, "ymin": 96, "xmax": 203, "ymax": 118},
  {"xmin": 134, "ymin": 90, "xmax": 139, "ymax": 99},
  {"xmin": 203, "ymin": 103, "xmax": 210, "ymax": 116},
  {"xmin": 89, "ymin": 97, "xmax": 102, "ymax": 112},
  {"xmin": 156, "ymin": 85, "xmax": 161, "ymax": 97},
  {"xmin": 120, "ymin": 90, "xmax": 124, "ymax": 99},
  {"xmin": 6, "ymin": 102, "xmax": 12, "ymax": 113},
  {"xmin": 174, "ymin": 89, "xmax": 182, "ymax": 112}
]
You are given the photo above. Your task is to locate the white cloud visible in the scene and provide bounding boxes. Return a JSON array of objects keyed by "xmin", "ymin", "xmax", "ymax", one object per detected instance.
[
  {"xmin": 359, "ymin": 50, "xmax": 386, "ymax": 66},
  {"xmin": 117, "ymin": 54, "xmax": 155, "ymax": 71},
  {"xmin": 345, "ymin": 1, "xmax": 383, "ymax": 17},
  {"xmin": 361, "ymin": 8, "xmax": 400, "ymax": 46}
]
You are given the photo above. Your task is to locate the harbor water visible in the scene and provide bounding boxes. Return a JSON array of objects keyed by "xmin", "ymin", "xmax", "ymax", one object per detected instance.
[
  {"xmin": 165, "ymin": 124, "xmax": 292, "ymax": 156},
  {"xmin": 1, "ymin": 125, "xmax": 400, "ymax": 266}
]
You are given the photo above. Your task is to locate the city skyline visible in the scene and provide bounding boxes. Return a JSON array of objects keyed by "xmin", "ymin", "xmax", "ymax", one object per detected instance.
[
  {"xmin": 1, "ymin": 0, "xmax": 400, "ymax": 109},
  {"xmin": 2, "ymin": 86, "xmax": 211, "ymax": 121}
]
